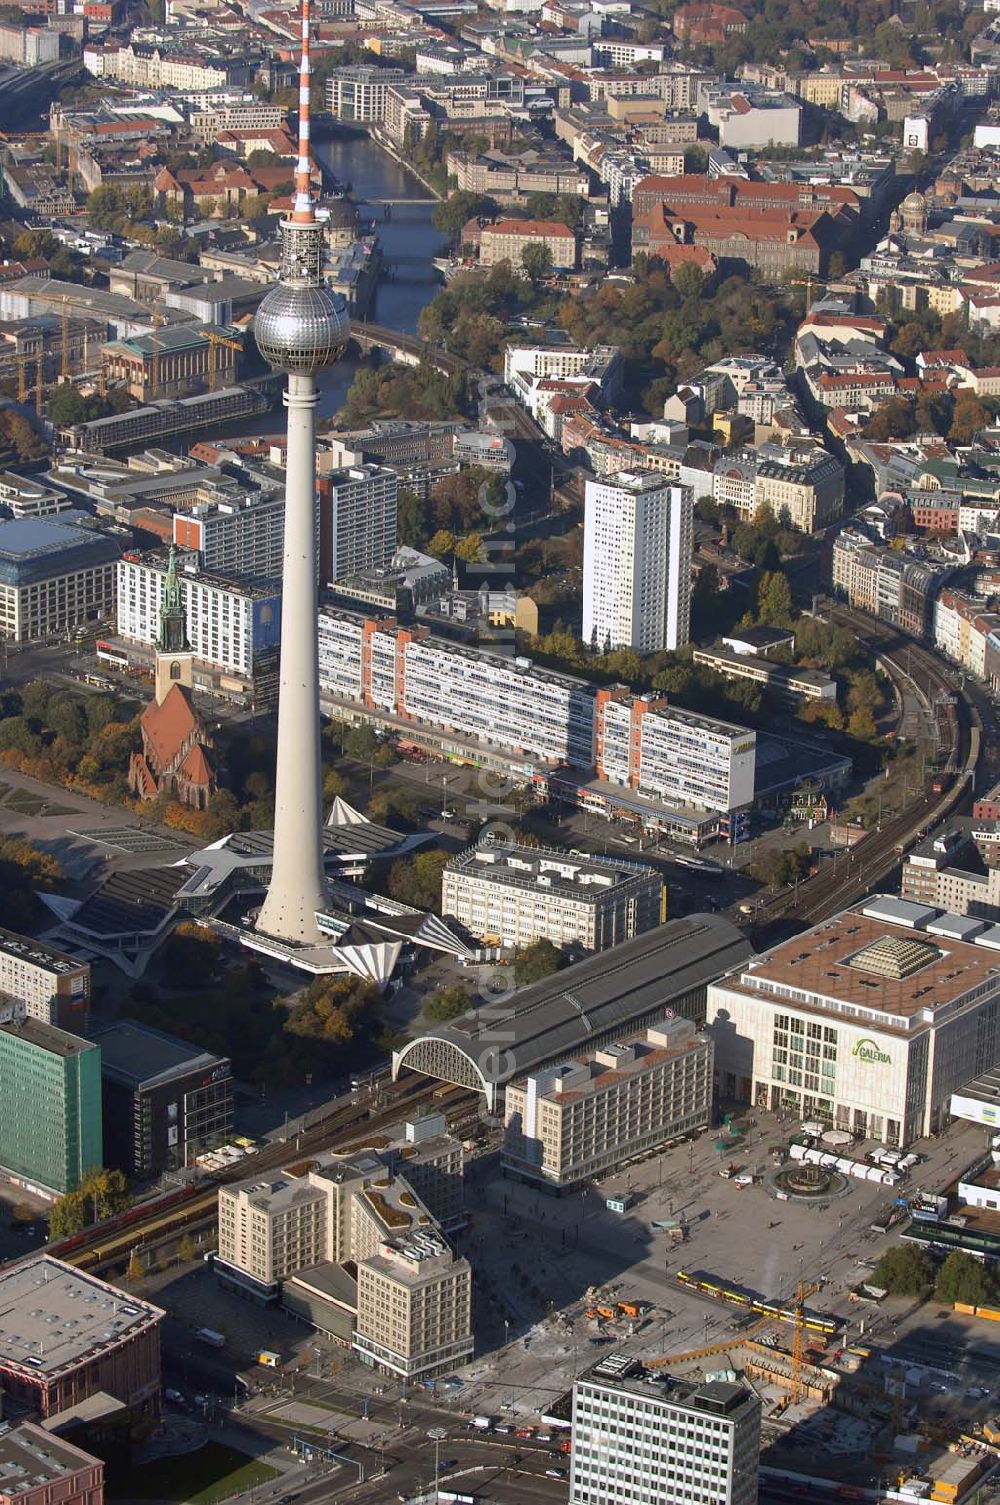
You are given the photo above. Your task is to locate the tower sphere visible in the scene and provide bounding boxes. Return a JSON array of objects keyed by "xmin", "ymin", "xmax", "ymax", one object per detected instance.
[{"xmin": 254, "ymin": 281, "xmax": 349, "ymax": 374}]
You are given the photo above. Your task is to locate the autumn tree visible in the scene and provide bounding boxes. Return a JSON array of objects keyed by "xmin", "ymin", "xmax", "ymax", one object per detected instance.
[
  {"xmin": 865, "ymin": 397, "xmax": 916, "ymax": 441},
  {"xmin": 285, "ymin": 975, "xmax": 382, "ymax": 1045},
  {"xmin": 950, "ymin": 394, "xmax": 990, "ymax": 445}
]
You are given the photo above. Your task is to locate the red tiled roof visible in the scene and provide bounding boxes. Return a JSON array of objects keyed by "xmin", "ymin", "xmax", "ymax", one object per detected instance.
[
  {"xmin": 179, "ymin": 743, "xmax": 213, "ymax": 787},
  {"xmin": 801, "ymin": 312, "xmax": 886, "ymax": 332},
  {"xmin": 483, "ymin": 219, "xmax": 575, "ymax": 239},
  {"xmin": 129, "ymin": 751, "xmax": 157, "ymax": 800},
  {"xmin": 140, "ymin": 684, "xmax": 199, "ymax": 771},
  {"xmin": 634, "ymin": 173, "xmax": 860, "ymax": 209},
  {"xmin": 549, "ymin": 393, "xmax": 596, "ymax": 415},
  {"xmin": 918, "ymin": 348, "xmax": 968, "ymax": 364}
]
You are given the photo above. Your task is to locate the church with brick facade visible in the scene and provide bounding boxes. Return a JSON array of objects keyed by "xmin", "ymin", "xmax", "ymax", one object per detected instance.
[{"xmin": 129, "ymin": 547, "xmax": 217, "ymax": 811}]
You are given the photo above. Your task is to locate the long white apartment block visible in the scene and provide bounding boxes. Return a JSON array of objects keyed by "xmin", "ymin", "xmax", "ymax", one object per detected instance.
[
  {"xmin": 317, "ymin": 608, "xmax": 598, "ymax": 768},
  {"xmin": 596, "ymin": 690, "xmax": 756, "ymax": 814}
]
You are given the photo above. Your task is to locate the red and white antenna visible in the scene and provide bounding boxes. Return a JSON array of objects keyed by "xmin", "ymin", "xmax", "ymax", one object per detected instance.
[{"xmin": 292, "ymin": 0, "xmax": 314, "ymax": 224}]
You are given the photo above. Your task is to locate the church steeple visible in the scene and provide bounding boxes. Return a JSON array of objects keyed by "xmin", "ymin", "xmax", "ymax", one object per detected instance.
[
  {"xmin": 157, "ymin": 545, "xmax": 190, "ymax": 654},
  {"xmin": 154, "ymin": 545, "xmax": 194, "ymax": 706}
]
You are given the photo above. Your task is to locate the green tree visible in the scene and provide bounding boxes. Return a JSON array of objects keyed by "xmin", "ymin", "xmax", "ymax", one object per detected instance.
[
  {"xmin": 432, "ymin": 190, "xmax": 495, "ymax": 238},
  {"xmin": 368, "ymin": 785, "xmax": 422, "ymax": 827},
  {"xmin": 756, "ymin": 570, "xmax": 793, "ymax": 626},
  {"xmin": 160, "ymin": 922, "xmax": 223, "ymax": 988},
  {"xmin": 514, "ymin": 937, "xmax": 568, "ymax": 985},
  {"xmin": 872, "ymin": 1243, "xmax": 935, "ymax": 1298},
  {"xmin": 48, "ymin": 1191, "xmax": 87, "ymax": 1240},
  {"xmin": 323, "ymin": 767, "xmax": 351, "ymax": 803},
  {"xmin": 46, "ymin": 386, "xmax": 90, "ymax": 426},
  {"xmin": 915, "ymin": 390, "xmax": 952, "ymax": 437},
  {"xmin": 521, "ymin": 242, "xmax": 553, "ymax": 282},
  {"xmin": 934, "ymin": 1250, "xmax": 993, "ymax": 1307},
  {"xmin": 672, "ymin": 262, "xmax": 704, "ymax": 301},
  {"xmin": 422, "ymin": 985, "xmax": 472, "ymax": 1023},
  {"xmin": 341, "ymin": 723, "xmax": 392, "ymax": 767},
  {"xmin": 386, "ymin": 850, "xmax": 451, "ymax": 910},
  {"xmin": 46, "ymin": 695, "xmax": 88, "ymax": 746},
  {"xmin": 397, "ymin": 487, "xmax": 427, "ymax": 547},
  {"xmin": 177, "ymin": 1233, "xmax": 198, "ymax": 1264}
]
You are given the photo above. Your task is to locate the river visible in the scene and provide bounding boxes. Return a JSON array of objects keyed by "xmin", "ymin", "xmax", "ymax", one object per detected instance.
[{"xmin": 311, "ymin": 134, "xmax": 446, "ymax": 420}]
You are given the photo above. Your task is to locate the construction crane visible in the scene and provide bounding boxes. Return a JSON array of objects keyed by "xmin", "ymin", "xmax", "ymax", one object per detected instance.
[
  {"xmin": 198, "ymin": 329, "xmax": 242, "ymax": 393},
  {"xmin": 60, "ymin": 299, "xmax": 70, "ymax": 382},
  {"xmin": 646, "ymin": 1316, "xmax": 772, "ymax": 1369},
  {"xmin": 17, "ymin": 353, "xmax": 27, "ymax": 406},
  {"xmin": 34, "ymin": 349, "xmax": 43, "ymax": 417},
  {"xmin": 149, "ymin": 306, "xmax": 162, "ymax": 401},
  {"xmin": 789, "ymin": 1280, "xmax": 820, "ymax": 1405}
]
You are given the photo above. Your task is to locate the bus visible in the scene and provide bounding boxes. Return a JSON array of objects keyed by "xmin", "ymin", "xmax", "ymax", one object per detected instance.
[
  {"xmin": 95, "ymin": 640, "xmax": 129, "ymax": 671},
  {"xmin": 674, "ymin": 856, "xmax": 724, "ymax": 877}
]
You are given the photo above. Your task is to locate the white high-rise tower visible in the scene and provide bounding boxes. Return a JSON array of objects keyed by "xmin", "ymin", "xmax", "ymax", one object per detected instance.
[
  {"xmin": 582, "ymin": 470, "xmax": 692, "ymax": 656},
  {"xmin": 253, "ymin": 0, "xmax": 348, "ymax": 944}
]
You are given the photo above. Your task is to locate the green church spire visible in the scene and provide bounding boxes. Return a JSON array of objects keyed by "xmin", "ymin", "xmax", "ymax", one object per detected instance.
[{"xmin": 157, "ymin": 545, "xmax": 190, "ymax": 654}]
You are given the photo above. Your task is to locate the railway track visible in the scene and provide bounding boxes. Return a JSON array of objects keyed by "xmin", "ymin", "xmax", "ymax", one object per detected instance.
[
  {"xmin": 54, "ymin": 1076, "xmax": 478, "ymax": 1276},
  {"xmin": 750, "ymin": 606, "xmax": 981, "ymax": 933}
]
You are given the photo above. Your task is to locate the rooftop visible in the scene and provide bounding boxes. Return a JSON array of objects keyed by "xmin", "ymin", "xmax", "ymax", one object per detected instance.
[
  {"xmin": 92, "ymin": 1019, "xmax": 228, "ymax": 1088},
  {"xmin": 0, "ymin": 928, "xmax": 86, "ymax": 977},
  {"xmin": 579, "ymin": 1359, "xmax": 757, "ymax": 1420},
  {"xmin": 717, "ymin": 897, "xmax": 1000, "ymax": 1032},
  {"xmin": 445, "ymin": 843, "xmax": 660, "ymax": 901},
  {"xmin": 518, "ymin": 1017, "xmax": 707, "ymax": 1104},
  {"xmin": 0, "ymin": 1256, "xmax": 162, "ymax": 1381},
  {"xmin": 0, "ymin": 1018, "xmax": 97, "ymax": 1061},
  {"xmin": 0, "ymin": 1423, "xmax": 101, "ymax": 1499},
  {"xmin": 0, "ymin": 518, "xmax": 121, "ymax": 587}
]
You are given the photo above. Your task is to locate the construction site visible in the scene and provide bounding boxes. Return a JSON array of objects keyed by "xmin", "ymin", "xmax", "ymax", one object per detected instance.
[{"xmin": 454, "ymin": 1108, "xmax": 1000, "ymax": 1505}]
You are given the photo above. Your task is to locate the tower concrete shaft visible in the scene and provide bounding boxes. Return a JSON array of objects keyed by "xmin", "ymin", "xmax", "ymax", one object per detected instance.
[
  {"xmin": 253, "ymin": 0, "xmax": 348, "ymax": 944},
  {"xmin": 254, "ymin": 373, "xmax": 326, "ymax": 942}
]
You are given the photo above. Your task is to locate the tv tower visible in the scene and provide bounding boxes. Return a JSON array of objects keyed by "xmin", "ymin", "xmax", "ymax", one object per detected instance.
[{"xmin": 253, "ymin": 0, "xmax": 348, "ymax": 945}]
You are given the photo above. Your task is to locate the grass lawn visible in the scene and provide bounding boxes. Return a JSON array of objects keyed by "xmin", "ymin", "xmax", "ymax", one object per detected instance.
[{"xmin": 114, "ymin": 1442, "xmax": 279, "ymax": 1503}]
